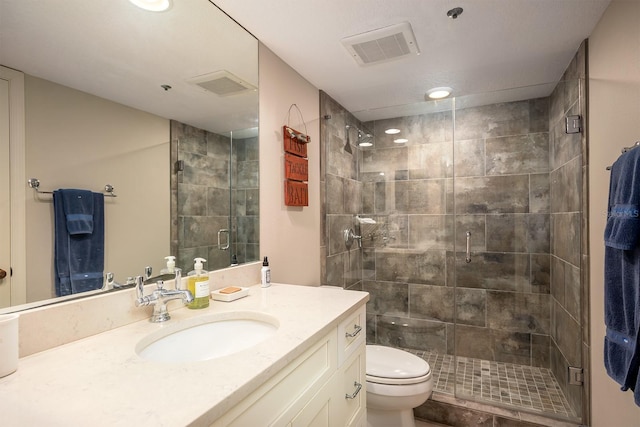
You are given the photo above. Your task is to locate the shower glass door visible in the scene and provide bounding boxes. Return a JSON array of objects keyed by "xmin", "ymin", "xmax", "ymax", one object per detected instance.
[
  {"xmin": 171, "ymin": 125, "xmax": 260, "ymax": 273},
  {"xmin": 338, "ymin": 77, "xmax": 585, "ymax": 423},
  {"xmin": 452, "ymin": 81, "xmax": 584, "ymax": 422}
]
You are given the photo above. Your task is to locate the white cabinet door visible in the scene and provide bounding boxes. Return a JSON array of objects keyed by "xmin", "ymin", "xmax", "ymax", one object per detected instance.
[
  {"xmin": 211, "ymin": 331, "xmax": 337, "ymax": 427},
  {"xmin": 341, "ymin": 344, "xmax": 366, "ymax": 426},
  {"xmin": 290, "ymin": 382, "xmax": 335, "ymax": 427}
]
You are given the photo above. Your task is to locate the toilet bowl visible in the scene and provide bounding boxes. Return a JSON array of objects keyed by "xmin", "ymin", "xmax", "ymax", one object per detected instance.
[{"xmin": 366, "ymin": 345, "xmax": 433, "ymax": 427}]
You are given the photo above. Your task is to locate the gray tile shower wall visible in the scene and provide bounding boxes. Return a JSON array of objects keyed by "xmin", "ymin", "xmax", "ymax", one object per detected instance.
[
  {"xmin": 172, "ymin": 121, "xmax": 231, "ymax": 271},
  {"xmin": 548, "ymin": 40, "xmax": 587, "ymax": 420},
  {"xmin": 170, "ymin": 121, "xmax": 260, "ymax": 272},
  {"xmin": 319, "ymin": 41, "xmax": 588, "ymax": 426},
  {"xmin": 320, "ymin": 90, "xmax": 555, "ymax": 365},
  {"xmin": 231, "ymin": 136, "xmax": 260, "ymax": 264},
  {"xmin": 359, "ymin": 98, "xmax": 552, "ymax": 368},
  {"xmin": 320, "ymin": 92, "xmax": 365, "ymax": 290}
]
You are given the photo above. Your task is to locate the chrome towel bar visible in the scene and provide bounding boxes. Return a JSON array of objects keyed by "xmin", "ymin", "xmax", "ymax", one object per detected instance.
[{"xmin": 28, "ymin": 178, "xmax": 117, "ymax": 197}]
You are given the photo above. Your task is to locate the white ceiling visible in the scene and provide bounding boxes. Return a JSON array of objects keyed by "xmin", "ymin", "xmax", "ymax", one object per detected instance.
[
  {"xmin": 0, "ymin": 0, "xmax": 259, "ymax": 135},
  {"xmin": 213, "ymin": 0, "xmax": 611, "ymax": 121},
  {"xmin": 0, "ymin": 0, "xmax": 612, "ymax": 129}
]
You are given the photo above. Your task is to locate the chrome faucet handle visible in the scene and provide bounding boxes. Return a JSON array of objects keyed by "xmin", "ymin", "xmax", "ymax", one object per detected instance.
[
  {"xmin": 134, "ymin": 275, "xmax": 145, "ymax": 305},
  {"xmin": 144, "ymin": 266, "xmax": 152, "ymax": 280},
  {"xmin": 174, "ymin": 268, "xmax": 182, "ymax": 290}
]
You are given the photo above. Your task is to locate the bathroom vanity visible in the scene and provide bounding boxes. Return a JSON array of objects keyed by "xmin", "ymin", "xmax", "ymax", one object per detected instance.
[{"xmin": 0, "ymin": 283, "xmax": 368, "ymax": 426}]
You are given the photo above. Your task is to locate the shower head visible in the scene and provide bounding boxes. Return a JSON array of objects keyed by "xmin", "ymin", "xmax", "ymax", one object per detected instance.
[
  {"xmin": 344, "ymin": 125, "xmax": 353, "ymax": 154},
  {"xmin": 357, "ymin": 128, "xmax": 373, "ymax": 147}
]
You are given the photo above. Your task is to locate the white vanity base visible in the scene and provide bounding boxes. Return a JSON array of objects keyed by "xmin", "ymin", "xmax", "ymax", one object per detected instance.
[{"xmin": 0, "ymin": 283, "xmax": 369, "ymax": 426}]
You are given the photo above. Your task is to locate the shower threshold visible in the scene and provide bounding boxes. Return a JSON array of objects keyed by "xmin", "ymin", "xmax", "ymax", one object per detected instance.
[{"xmin": 407, "ymin": 349, "xmax": 579, "ymax": 422}]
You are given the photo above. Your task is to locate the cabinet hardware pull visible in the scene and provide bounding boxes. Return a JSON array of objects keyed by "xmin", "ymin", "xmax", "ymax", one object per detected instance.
[
  {"xmin": 345, "ymin": 324, "xmax": 362, "ymax": 338},
  {"xmin": 345, "ymin": 381, "xmax": 362, "ymax": 399}
]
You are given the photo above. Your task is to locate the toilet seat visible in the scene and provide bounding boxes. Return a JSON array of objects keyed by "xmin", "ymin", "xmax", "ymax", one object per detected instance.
[{"xmin": 366, "ymin": 345, "xmax": 431, "ymax": 385}]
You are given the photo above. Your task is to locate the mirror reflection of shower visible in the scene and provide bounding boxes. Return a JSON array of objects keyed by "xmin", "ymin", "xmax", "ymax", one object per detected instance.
[
  {"xmin": 344, "ymin": 125, "xmax": 353, "ymax": 154},
  {"xmin": 356, "ymin": 128, "xmax": 374, "ymax": 147}
]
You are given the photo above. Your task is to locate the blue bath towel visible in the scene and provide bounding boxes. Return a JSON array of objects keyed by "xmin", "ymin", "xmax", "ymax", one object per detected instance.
[
  {"xmin": 604, "ymin": 147, "xmax": 640, "ymax": 407},
  {"xmin": 605, "ymin": 148, "xmax": 640, "ymax": 249},
  {"xmin": 53, "ymin": 190, "xmax": 105, "ymax": 296}
]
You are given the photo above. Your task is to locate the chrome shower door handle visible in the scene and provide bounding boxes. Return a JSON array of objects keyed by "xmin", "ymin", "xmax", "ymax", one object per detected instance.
[
  {"xmin": 218, "ymin": 229, "xmax": 230, "ymax": 250},
  {"xmin": 465, "ymin": 231, "xmax": 472, "ymax": 263}
]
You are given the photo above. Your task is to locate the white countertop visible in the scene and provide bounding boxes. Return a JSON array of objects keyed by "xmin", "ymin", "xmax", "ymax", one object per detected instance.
[{"xmin": 0, "ymin": 284, "xmax": 368, "ymax": 427}]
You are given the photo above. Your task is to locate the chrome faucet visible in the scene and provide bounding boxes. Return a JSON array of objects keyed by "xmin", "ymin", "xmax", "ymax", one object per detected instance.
[{"xmin": 135, "ymin": 268, "xmax": 193, "ymax": 322}]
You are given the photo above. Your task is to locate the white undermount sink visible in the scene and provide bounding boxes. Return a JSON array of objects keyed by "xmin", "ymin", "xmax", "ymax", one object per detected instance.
[{"xmin": 135, "ymin": 311, "xmax": 279, "ymax": 363}]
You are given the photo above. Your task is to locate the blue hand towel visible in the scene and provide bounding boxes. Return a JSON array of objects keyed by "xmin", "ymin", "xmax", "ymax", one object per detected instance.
[
  {"xmin": 60, "ymin": 189, "xmax": 94, "ymax": 235},
  {"xmin": 604, "ymin": 146, "xmax": 640, "ymax": 407},
  {"xmin": 605, "ymin": 148, "xmax": 640, "ymax": 250},
  {"xmin": 53, "ymin": 190, "xmax": 105, "ymax": 296}
]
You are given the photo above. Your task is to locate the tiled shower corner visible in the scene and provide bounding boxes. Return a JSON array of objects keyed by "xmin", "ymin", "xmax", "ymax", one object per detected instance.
[
  {"xmin": 412, "ymin": 349, "xmax": 576, "ymax": 419},
  {"xmin": 319, "ymin": 42, "xmax": 588, "ymax": 427}
]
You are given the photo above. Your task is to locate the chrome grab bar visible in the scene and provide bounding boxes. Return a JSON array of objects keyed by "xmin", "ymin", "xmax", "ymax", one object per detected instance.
[
  {"xmin": 465, "ymin": 231, "xmax": 472, "ymax": 263},
  {"xmin": 345, "ymin": 381, "xmax": 362, "ymax": 399},
  {"xmin": 218, "ymin": 229, "xmax": 230, "ymax": 250}
]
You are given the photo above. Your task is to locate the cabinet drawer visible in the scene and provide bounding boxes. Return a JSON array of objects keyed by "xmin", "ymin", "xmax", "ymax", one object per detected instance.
[
  {"xmin": 290, "ymin": 342, "xmax": 366, "ymax": 427},
  {"xmin": 342, "ymin": 344, "xmax": 366, "ymax": 426},
  {"xmin": 337, "ymin": 305, "xmax": 366, "ymax": 366}
]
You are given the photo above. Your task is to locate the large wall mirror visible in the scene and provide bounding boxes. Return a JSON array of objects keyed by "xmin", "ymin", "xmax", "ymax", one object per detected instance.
[{"xmin": 0, "ymin": 0, "xmax": 259, "ymax": 310}]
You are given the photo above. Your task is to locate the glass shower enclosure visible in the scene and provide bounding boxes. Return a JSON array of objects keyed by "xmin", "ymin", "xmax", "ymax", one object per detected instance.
[
  {"xmin": 320, "ymin": 77, "xmax": 586, "ymax": 423},
  {"xmin": 451, "ymin": 81, "xmax": 585, "ymax": 420}
]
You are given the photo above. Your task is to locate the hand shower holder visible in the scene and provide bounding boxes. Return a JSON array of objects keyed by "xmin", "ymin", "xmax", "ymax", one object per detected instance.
[{"xmin": 344, "ymin": 228, "xmax": 362, "ymax": 249}]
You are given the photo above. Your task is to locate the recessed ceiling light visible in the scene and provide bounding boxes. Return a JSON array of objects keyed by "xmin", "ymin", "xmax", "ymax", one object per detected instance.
[
  {"xmin": 426, "ymin": 87, "xmax": 452, "ymax": 99},
  {"xmin": 394, "ymin": 138, "xmax": 408, "ymax": 144},
  {"xmin": 358, "ymin": 141, "xmax": 373, "ymax": 147},
  {"xmin": 385, "ymin": 128, "xmax": 401, "ymax": 135},
  {"xmin": 128, "ymin": 0, "xmax": 172, "ymax": 12}
]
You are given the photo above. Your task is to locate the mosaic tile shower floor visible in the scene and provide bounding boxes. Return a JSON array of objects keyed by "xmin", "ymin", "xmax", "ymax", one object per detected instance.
[{"xmin": 408, "ymin": 349, "xmax": 576, "ymax": 418}]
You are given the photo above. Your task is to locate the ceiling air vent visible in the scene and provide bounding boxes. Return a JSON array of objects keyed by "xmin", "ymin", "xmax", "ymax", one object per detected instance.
[
  {"xmin": 341, "ymin": 22, "xmax": 420, "ymax": 66},
  {"xmin": 188, "ymin": 70, "xmax": 256, "ymax": 96}
]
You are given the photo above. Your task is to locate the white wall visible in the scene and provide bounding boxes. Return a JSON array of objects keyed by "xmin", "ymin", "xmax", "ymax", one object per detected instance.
[
  {"xmin": 258, "ymin": 44, "xmax": 321, "ymax": 286},
  {"xmin": 589, "ymin": 0, "xmax": 640, "ymax": 424},
  {"xmin": 25, "ymin": 75, "xmax": 170, "ymax": 301}
]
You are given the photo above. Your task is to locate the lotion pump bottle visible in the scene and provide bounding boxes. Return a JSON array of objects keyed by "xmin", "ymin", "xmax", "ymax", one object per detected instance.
[
  {"xmin": 160, "ymin": 256, "xmax": 176, "ymax": 274},
  {"xmin": 261, "ymin": 257, "xmax": 271, "ymax": 288},
  {"xmin": 187, "ymin": 257, "xmax": 210, "ymax": 309}
]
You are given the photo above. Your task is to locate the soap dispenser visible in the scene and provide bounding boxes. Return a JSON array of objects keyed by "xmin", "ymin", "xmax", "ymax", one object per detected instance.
[
  {"xmin": 187, "ymin": 257, "xmax": 210, "ymax": 309},
  {"xmin": 160, "ymin": 256, "xmax": 176, "ymax": 274}
]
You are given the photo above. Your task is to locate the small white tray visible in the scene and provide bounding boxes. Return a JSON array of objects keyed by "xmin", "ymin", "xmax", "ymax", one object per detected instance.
[{"xmin": 210, "ymin": 286, "xmax": 249, "ymax": 302}]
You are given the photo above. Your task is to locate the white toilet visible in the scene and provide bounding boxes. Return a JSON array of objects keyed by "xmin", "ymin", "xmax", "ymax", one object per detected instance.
[{"xmin": 366, "ymin": 345, "xmax": 433, "ymax": 427}]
